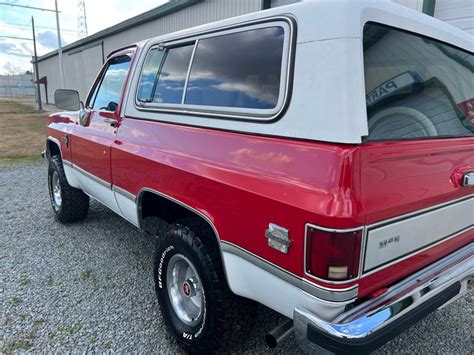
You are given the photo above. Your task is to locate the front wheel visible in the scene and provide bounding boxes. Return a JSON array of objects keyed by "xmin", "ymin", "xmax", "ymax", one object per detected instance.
[
  {"xmin": 153, "ymin": 220, "xmax": 256, "ymax": 353},
  {"xmin": 48, "ymin": 155, "xmax": 89, "ymax": 223}
]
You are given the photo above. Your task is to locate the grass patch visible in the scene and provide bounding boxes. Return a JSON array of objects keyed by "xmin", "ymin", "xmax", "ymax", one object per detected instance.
[
  {"xmin": 58, "ymin": 323, "xmax": 83, "ymax": 335},
  {"xmin": 100, "ymin": 341, "xmax": 112, "ymax": 350},
  {"xmin": 80, "ymin": 268, "xmax": 93, "ymax": 281},
  {"xmin": 19, "ymin": 274, "xmax": 31, "ymax": 286},
  {"xmin": 5, "ymin": 338, "xmax": 33, "ymax": 353},
  {"xmin": 0, "ymin": 155, "xmax": 42, "ymax": 165},
  {"xmin": 34, "ymin": 318, "xmax": 45, "ymax": 326},
  {"xmin": 46, "ymin": 274, "xmax": 54, "ymax": 286},
  {"xmin": 11, "ymin": 296, "xmax": 22, "ymax": 306},
  {"xmin": 0, "ymin": 100, "xmax": 48, "ymax": 165}
]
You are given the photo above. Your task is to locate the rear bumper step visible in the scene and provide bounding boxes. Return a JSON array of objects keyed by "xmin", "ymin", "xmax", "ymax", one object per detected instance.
[{"xmin": 294, "ymin": 243, "xmax": 473, "ymax": 354}]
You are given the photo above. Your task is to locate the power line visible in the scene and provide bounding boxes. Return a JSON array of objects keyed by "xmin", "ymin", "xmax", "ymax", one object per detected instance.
[
  {"xmin": 0, "ymin": 35, "xmax": 33, "ymax": 41},
  {"xmin": 0, "ymin": 2, "xmax": 60, "ymax": 13},
  {"xmin": 1, "ymin": 21, "xmax": 76, "ymax": 33}
]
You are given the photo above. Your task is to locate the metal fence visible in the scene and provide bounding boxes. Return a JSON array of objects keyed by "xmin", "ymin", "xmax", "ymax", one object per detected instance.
[{"xmin": 0, "ymin": 74, "xmax": 36, "ymax": 97}]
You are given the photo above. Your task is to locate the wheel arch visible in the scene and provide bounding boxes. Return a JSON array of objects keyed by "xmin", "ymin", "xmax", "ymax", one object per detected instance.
[
  {"xmin": 136, "ymin": 188, "xmax": 230, "ymax": 285},
  {"xmin": 46, "ymin": 136, "xmax": 62, "ymax": 160}
]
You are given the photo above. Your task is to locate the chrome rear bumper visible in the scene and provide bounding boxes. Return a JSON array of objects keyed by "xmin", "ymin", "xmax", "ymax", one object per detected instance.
[{"xmin": 294, "ymin": 243, "xmax": 473, "ymax": 354}]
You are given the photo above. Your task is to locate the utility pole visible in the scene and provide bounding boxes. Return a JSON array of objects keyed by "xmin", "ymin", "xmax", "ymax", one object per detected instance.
[
  {"xmin": 31, "ymin": 17, "xmax": 43, "ymax": 111},
  {"xmin": 55, "ymin": 0, "xmax": 65, "ymax": 88}
]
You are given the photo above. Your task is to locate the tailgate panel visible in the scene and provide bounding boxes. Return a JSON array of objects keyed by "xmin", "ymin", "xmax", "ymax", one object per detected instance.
[{"xmin": 363, "ymin": 197, "xmax": 474, "ymax": 272}]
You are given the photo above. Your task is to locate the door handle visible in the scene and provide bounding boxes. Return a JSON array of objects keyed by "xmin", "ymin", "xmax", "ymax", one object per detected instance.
[
  {"xmin": 103, "ymin": 118, "xmax": 118, "ymax": 127},
  {"xmin": 463, "ymin": 172, "xmax": 474, "ymax": 187}
]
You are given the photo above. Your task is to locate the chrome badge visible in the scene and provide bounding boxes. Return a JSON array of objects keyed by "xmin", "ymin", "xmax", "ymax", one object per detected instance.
[{"xmin": 265, "ymin": 223, "xmax": 291, "ymax": 254}]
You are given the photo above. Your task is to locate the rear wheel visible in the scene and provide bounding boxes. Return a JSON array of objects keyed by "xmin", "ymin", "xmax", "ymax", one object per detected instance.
[
  {"xmin": 48, "ymin": 155, "xmax": 89, "ymax": 223},
  {"xmin": 151, "ymin": 218, "xmax": 257, "ymax": 353}
]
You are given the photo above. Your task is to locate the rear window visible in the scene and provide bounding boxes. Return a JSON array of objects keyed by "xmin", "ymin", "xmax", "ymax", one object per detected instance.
[
  {"xmin": 363, "ymin": 23, "xmax": 474, "ymax": 141},
  {"xmin": 136, "ymin": 21, "xmax": 291, "ymax": 119}
]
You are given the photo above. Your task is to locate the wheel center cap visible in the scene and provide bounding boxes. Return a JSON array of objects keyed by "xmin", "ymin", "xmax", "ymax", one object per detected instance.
[{"xmin": 182, "ymin": 281, "xmax": 192, "ymax": 297}]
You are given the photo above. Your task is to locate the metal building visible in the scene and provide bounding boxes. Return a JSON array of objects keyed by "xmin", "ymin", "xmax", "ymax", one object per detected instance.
[{"xmin": 36, "ymin": 0, "xmax": 473, "ymax": 104}]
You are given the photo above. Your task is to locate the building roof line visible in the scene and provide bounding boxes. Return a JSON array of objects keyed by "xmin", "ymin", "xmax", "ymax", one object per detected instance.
[{"xmin": 36, "ymin": 0, "xmax": 201, "ymax": 62}]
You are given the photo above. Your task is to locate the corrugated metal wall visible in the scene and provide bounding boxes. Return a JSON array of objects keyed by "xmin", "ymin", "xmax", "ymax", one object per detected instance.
[
  {"xmin": 434, "ymin": 0, "xmax": 474, "ymax": 35},
  {"xmin": 38, "ymin": 0, "xmax": 262, "ymax": 103},
  {"xmin": 392, "ymin": 0, "xmax": 424, "ymax": 12}
]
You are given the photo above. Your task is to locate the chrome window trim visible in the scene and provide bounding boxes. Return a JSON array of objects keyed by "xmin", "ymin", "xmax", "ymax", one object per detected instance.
[
  {"xmin": 133, "ymin": 16, "xmax": 295, "ymax": 121},
  {"xmin": 181, "ymin": 40, "xmax": 199, "ymax": 104},
  {"xmin": 303, "ymin": 223, "xmax": 366, "ymax": 285}
]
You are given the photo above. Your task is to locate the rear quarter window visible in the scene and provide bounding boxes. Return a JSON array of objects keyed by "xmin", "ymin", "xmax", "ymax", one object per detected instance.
[
  {"xmin": 363, "ymin": 23, "xmax": 474, "ymax": 141},
  {"xmin": 184, "ymin": 27, "xmax": 284, "ymax": 110}
]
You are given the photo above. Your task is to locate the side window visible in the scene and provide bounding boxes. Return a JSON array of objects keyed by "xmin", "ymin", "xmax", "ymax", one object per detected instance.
[
  {"xmin": 136, "ymin": 21, "xmax": 290, "ymax": 118},
  {"xmin": 137, "ymin": 44, "xmax": 194, "ymax": 104},
  {"xmin": 90, "ymin": 55, "xmax": 132, "ymax": 111},
  {"xmin": 363, "ymin": 23, "xmax": 473, "ymax": 141},
  {"xmin": 184, "ymin": 27, "xmax": 285, "ymax": 109},
  {"xmin": 154, "ymin": 45, "xmax": 194, "ymax": 104},
  {"xmin": 137, "ymin": 48, "xmax": 165, "ymax": 102}
]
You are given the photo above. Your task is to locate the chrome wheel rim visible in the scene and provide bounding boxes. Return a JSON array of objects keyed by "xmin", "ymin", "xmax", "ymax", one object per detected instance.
[
  {"xmin": 51, "ymin": 171, "xmax": 62, "ymax": 209},
  {"xmin": 166, "ymin": 254, "xmax": 204, "ymax": 327}
]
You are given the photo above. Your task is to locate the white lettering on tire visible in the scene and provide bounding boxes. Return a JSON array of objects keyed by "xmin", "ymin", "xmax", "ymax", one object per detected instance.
[{"xmin": 158, "ymin": 246, "xmax": 174, "ymax": 289}]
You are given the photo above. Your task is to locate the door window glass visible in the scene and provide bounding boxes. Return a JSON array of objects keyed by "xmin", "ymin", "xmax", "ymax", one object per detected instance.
[{"xmin": 91, "ymin": 55, "xmax": 131, "ymax": 111}]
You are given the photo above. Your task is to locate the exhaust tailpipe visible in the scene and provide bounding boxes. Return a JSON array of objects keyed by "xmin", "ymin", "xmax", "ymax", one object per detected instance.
[{"xmin": 265, "ymin": 319, "xmax": 293, "ymax": 348}]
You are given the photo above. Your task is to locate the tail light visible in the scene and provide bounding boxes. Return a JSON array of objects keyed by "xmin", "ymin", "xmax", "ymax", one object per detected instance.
[{"xmin": 305, "ymin": 226, "xmax": 362, "ymax": 282}]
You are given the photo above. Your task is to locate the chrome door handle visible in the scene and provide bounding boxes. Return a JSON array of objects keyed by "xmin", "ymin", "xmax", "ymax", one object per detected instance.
[
  {"xmin": 103, "ymin": 118, "xmax": 118, "ymax": 127},
  {"xmin": 463, "ymin": 172, "xmax": 474, "ymax": 187}
]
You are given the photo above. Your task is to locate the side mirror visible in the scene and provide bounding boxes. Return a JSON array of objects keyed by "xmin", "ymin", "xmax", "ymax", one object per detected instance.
[{"xmin": 54, "ymin": 89, "xmax": 82, "ymax": 111}]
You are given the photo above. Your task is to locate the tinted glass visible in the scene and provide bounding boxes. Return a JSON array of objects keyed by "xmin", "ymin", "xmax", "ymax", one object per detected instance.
[
  {"xmin": 137, "ymin": 48, "xmax": 165, "ymax": 102},
  {"xmin": 153, "ymin": 44, "xmax": 194, "ymax": 104},
  {"xmin": 91, "ymin": 55, "xmax": 131, "ymax": 111},
  {"xmin": 364, "ymin": 23, "xmax": 473, "ymax": 141},
  {"xmin": 185, "ymin": 27, "xmax": 285, "ymax": 109}
]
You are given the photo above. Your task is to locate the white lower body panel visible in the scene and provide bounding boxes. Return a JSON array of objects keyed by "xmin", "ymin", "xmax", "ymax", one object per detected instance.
[
  {"xmin": 364, "ymin": 197, "xmax": 474, "ymax": 273},
  {"xmin": 223, "ymin": 252, "xmax": 347, "ymax": 321}
]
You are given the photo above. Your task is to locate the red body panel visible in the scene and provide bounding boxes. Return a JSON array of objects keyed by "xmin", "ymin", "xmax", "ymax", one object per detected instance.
[
  {"xmin": 111, "ymin": 118, "xmax": 363, "ymax": 281},
  {"xmin": 360, "ymin": 139, "xmax": 474, "ymax": 224},
  {"xmin": 72, "ymin": 111, "xmax": 117, "ymax": 182}
]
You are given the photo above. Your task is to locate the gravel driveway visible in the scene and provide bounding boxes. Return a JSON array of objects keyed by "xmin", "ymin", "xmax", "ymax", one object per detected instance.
[{"xmin": 1, "ymin": 163, "xmax": 472, "ymax": 354}]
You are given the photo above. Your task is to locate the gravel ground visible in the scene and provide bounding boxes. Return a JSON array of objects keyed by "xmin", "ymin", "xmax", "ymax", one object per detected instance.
[{"xmin": 1, "ymin": 163, "xmax": 472, "ymax": 354}]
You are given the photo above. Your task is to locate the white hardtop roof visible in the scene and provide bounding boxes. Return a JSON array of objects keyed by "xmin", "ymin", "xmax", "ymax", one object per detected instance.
[
  {"xmin": 123, "ymin": 0, "xmax": 472, "ymax": 144},
  {"xmin": 138, "ymin": 0, "xmax": 473, "ymax": 52}
]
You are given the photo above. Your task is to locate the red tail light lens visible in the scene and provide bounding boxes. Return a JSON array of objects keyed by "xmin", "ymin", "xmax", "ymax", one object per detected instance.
[{"xmin": 305, "ymin": 226, "xmax": 362, "ymax": 281}]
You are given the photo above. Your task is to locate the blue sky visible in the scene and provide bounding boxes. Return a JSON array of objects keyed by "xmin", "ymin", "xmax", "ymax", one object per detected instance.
[{"xmin": 0, "ymin": 0, "xmax": 167, "ymax": 74}]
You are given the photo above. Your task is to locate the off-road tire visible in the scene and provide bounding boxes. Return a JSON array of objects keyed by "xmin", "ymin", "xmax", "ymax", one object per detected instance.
[
  {"xmin": 149, "ymin": 217, "xmax": 257, "ymax": 353},
  {"xmin": 48, "ymin": 155, "xmax": 89, "ymax": 223}
]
